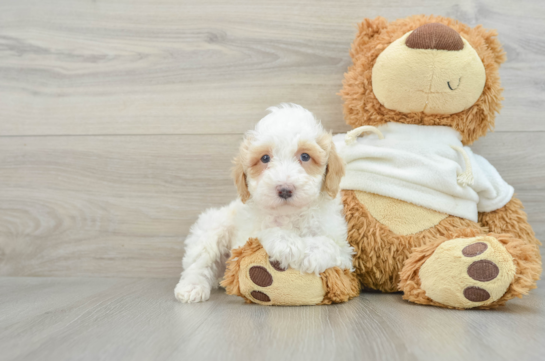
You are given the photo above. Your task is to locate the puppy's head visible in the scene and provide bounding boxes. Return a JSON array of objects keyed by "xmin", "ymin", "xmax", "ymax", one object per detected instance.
[{"xmin": 232, "ymin": 104, "xmax": 344, "ymax": 209}]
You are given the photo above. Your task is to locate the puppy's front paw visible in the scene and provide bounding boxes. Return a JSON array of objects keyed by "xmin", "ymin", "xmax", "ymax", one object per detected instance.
[
  {"xmin": 300, "ymin": 240, "xmax": 343, "ymax": 275},
  {"xmin": 174, "ymin": 281, "xmax": 210, "ymax": 303},
  {"xmin": 263, "ymin": 238, "xmax": 306, "ymax": 271},
  {"xmin": 258, "ymin": 228, "xmax": 306, "ymax": 270},
  {"xmin": 300, "ymin": 250, "xmax": 337, "ymax": 275}
]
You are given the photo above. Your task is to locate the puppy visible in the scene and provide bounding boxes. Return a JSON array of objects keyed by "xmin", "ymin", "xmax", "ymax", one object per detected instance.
[{"xmin": 175, "ymin": 104, "xmax": 354, "ymax": 303}]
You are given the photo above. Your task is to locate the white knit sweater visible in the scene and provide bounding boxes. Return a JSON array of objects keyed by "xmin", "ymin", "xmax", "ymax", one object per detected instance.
[{"xmin": 333, "ymin": 123, "xmax": 514, "ymax": 222}]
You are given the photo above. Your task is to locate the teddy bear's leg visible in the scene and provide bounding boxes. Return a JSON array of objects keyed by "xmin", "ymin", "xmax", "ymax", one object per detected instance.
[
  {"xmin": 399, "ymin": 231, "xmax": 541, "ymax": 309},
  {"xmin": 221, "ymin": 238, "xmax": 359, "ymax": 306},
  {"xmin": 342, "ymin": 190, "xmax": 487, "ymax": 293}
]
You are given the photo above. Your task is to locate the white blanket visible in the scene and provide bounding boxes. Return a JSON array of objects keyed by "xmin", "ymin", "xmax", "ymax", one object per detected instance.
[{"xmin": 333, "ymin": 122, "xmax": 513, "ymax": 222}]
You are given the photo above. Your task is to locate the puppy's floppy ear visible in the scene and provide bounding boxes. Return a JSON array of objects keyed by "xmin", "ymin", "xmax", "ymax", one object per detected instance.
[
  {"xmin": 319, "ymin": 134, "xmax": 346, "ymax": 198},
  {"xmin": 232, "ymin": 156, "xmax": 251, "ymax": 203}
]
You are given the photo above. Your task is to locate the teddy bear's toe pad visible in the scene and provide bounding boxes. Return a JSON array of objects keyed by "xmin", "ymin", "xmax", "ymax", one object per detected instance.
[
  {"xmin": 248, "ymin": 266, "xmax": 273, "ymax": 287},
  {"xmin": 419, "ymin": 236, "xmax": 516, "ymax": 308}
]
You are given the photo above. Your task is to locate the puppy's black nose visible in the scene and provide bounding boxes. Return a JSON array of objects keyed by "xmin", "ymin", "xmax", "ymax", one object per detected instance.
[{"xmin": 278, "ymin": 188, "xmax": 292, "ymax": 200}]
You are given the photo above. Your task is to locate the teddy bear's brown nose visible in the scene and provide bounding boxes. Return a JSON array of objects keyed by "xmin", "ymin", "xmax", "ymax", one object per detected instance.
[{"xmin": 406, "ymin": 23, "xmax": 464, "ymax": 51}]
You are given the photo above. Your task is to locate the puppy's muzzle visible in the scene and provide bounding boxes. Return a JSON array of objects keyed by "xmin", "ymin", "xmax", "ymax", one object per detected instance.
[{"xmin": 276, "ymin": 185, "xmax": 293, "ymax": 200}]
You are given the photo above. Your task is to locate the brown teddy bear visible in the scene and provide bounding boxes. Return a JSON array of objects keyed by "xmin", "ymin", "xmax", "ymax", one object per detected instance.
[{"xmin": 338, "ymin": 15, "xmax": 541, "ymax": 309}]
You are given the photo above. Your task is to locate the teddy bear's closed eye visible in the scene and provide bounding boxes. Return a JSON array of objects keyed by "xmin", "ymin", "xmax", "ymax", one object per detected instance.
[{"xmin": 447, "ymin": 77, "xmax": 461, "ymax": 91}]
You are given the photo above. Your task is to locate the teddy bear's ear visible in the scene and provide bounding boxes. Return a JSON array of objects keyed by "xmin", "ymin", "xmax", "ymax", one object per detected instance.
[
  {"xmin": 480, "ymin": 27, "xmax": 506, "ymax": 66},
  {"xmin": 350, "ymin": 17, "xmax": 389, "ymax": 59}
]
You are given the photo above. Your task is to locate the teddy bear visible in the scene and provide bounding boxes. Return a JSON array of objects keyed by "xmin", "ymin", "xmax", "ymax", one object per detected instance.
[
  {"xmin": 337, "ymin": 15, "xmax": 541, "ymax": 309},
  {"xmin": 223, "ymin": 15, "xmax": 541, "ymax": 309}
]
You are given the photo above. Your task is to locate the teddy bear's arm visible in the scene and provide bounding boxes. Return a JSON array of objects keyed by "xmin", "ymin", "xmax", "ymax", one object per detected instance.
[{"xmin": 478, "ymin": 196, "xmax": 541, "ymax": 246}]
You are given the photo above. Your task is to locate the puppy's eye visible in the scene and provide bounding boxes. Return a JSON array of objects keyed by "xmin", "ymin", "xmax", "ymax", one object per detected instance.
[
  {"xmin": 260, "ymin": 155, "xmax": 271, "ymax": 163},
  {"xmin": 300, "ymin": 153, "xmax": 311, "ymax": 162}
]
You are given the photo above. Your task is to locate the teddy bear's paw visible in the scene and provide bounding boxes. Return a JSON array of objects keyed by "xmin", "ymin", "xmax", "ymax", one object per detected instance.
[
  {"xmin": 239, "ymin": 251, "xmax": 326, "ymax": 305},
  {"xmin": 419, "ymin": 236, "xmax": 516, "ymax": 308},
  {"xmin": 223, "ymin": 238, "xmax": 359, "ymax": 306}
]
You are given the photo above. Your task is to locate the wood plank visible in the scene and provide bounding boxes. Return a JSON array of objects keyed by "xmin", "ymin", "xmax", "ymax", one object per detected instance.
[
  {"xmin": 0, "ymin": 278, "xmax": 223, "ymax": 361},
  {"xmin": 0, "ymin": 0, "xmax": 544, "ymax": 136},
  {"xmin": 0, "ymin": 132, "xmax": 543, "ymax": 277},
  {"xmin": 0, "ymin": 277, "xmax": 543, "ymax": 361},
  {"xmin": 0, "ymin": 134, "xmax": 239, "ymax": 277}
]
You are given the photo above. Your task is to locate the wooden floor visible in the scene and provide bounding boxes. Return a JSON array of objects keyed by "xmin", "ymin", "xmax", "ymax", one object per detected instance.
[{"xmin": 1, "ymin": 277, "xmax": 543, "ymax": 361}]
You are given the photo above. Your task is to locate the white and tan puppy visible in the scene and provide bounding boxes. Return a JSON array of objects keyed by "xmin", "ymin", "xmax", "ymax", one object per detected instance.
[{"xmin": 175, "ymin": 104, "xmax": 353, "ymax": 303}]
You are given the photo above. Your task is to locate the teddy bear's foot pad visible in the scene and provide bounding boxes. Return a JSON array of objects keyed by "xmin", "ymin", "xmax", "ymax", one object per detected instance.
[{"xmin": 419, "ymin": 236, "xmax": 516, "ymax": 308}]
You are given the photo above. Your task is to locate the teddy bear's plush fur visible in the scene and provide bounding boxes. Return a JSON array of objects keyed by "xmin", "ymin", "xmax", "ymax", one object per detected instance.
[{"xmin": 340, "ymin": 15, "xmax": 541, "ymax": 309}]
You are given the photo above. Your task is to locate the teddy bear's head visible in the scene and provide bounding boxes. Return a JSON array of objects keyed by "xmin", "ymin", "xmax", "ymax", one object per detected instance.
[{"xmin": 341, "ymin": 15, "xmax": 506, "ymax": 144}]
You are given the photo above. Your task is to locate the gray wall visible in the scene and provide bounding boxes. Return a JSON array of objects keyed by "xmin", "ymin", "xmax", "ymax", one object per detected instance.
[{"xmin": 0, "ymin": 0, "xmax": 543, "ymax": 277}]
